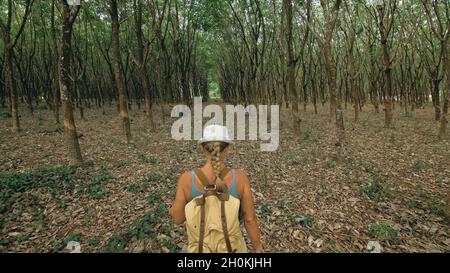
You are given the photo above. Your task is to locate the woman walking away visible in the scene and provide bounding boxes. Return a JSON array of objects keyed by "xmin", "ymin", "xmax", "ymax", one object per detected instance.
[{"xmin": 170, "ymin": 124, "xmax": 262, "ymax": 253}]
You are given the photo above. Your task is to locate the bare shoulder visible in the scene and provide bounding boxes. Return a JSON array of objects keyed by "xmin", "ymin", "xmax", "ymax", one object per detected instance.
[
  {"xmin": 177, "ymin": 171, "xmax": 192, "ymax": 189},
  {"xmin": 235, "ymin": 169, "xmax": 250, "ymax": 186}
]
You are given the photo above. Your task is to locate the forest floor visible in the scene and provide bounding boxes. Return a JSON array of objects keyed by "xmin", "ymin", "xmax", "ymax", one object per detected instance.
[{"xmin": 0, "ymin": 101, "xmax": 449, "ymax": 253}]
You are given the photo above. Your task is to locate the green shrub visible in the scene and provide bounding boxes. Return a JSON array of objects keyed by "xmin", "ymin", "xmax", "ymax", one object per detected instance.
[
  {"xmin": 104, "ymin": 234, "xmax": 129, "ymax": 253},
  {"xmin": 0, "ymin": 110, "xmax": 11, "ymax": 119},
  {"xmin": 413, "ymin": 160, "xmax": 425, "ymax": 173},
  {"xmin": 147, "ymin": 191, "xmax": 163, "ymax": 204},
  {"xmin": 0, "ymin": 239, "xmax": 11, "ymax": 247},
  {"xmin": 89, "ymin": 236, "xmax": 102, "ymax": 247},
  {"xmin": 427, "ymin": 201, "xmax": 445, "ymax": 216},
  {"xmin": 326, "ymin": 160, "xmax": 335, "ymax": 171},
  {"xmin": 36, "ymin": 104, "xmax": 48, "ymax": 110},
  {"xmin": 276, "ymin": 200, "xmax": 286, "ymax": 209},
  {"xmin": 291, "ymin": 157, "xmax": 305, "ymax": 166},
  {"xmin": 113, "ymin": 161, "xmax": 129, "ymax": 168},
  {"xmin": 303, "ymin": 129, "xmax": 311, "ymax": 140},
  {"xmin": 126, "ymin": 172, "xmax": 163, "ymax": 194},
  {"xmin": 294, "ymin": 215, "xmax": 314, "ymax": 228},
  {"xmin": 370, "ymin": 222, "xmax": 398, "ymax": 242},
  {"xmin": 0, "ymin": 165, "xmax": 76, "ymax": 213},
  {"xmin": 52, "ymin": 233, "xmax": 83, "ymax": 253},
  {"xmin": 361, "ymin": 117, "xmax": 368, "ymax": 127},
  {"xmin": 260, "ymin": 203, "xmax": 272, "ymax": 214},
  {"xmin": 406, "ymin": 199, "xmax": 418, "ymax": 209},
  {"xmin": 103, "ymin": 204, "xmax": 169, "ymax": 253},
  {"xmin": 362, "ymin": 175, "xmax": 388, "ymax": 201},
  {"xmin": 78, "ymin": 168, "xmax": 114, "ymax": 199}
]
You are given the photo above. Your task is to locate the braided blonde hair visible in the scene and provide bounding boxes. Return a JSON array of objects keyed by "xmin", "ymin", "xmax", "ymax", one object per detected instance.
[{"xmin": 202, "ymin": 141, "xmax": 229, "ymax": 193}]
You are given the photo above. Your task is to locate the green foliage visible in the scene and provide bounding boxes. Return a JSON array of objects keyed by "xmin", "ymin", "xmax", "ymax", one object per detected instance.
[
  {"xmin": 147, "ymin": 190, "xmax": 163, "ymax": 204},
  {"xmin": 17, "ymin": 232, "xmax": 32, "ymax": 243},
  {"xmin": 11, "ymin": 160, "xmax": 19, "ymax": 169},
  {"xmin": 144, "ymin": 172, "xmax": 163, "ymax": 183},
  {"xmin": 129, "ymin": 212, "xmax": 157, "ymax": 241},
  {"xmin": 0, "ymin": 110, "xmax": 12, "ymax": 118},
  {"xmin": 361, "ymin": 163, "xmax": 375, "ymax": 173},
  {"xmin": 389, "ymin": 134, "xmax": 395, "ymax": 144},
  {"xmin": 89, "ymin": 236, "xmax": 102, "ymax": 247},
  {"xmin": 276, "ymin": 200, "xmax": 286, "ymax": 209},
  {"xmin": 370, "ymin": 222, "xmax": 398, "ymax": 242},
  {"xmin": 303, "ymin": 128, "xmax": 311, "ymax": 140},
  {"xmin": 0, "ymin": 165, "xmax": 76, "ymax": 213},
  {"xmin": 412, "ymin": 160, "xmax": 425, "ymax": 173},
  {"xmin": 124, "ymin": 172, "xmax": 161, "ymax": 194},
  {"xmin": 294, "ymin": 215, "xmax": 314, "ymax": 228},
  {"xmin": 104, "ymin": 204, "xmax": 170, "ymax": 253},
  {"xmin": 0, "ymin": 165, "xmax": 76, "ymax": 194},
  {"xmin": 36, "ymin": 104, "xmax": 48, "ymax": 110},
  {"xmin": 406, "ymin": 199, "xmax": 418, "ymax": 209},
  {"xmin": 137, "ymin": 153, "xmax": 148, "ymax": 163},
  {"xmin": 260, "ymin": 203, "xmax": 272, "ymax": 214},
  {"xmin": 291, "ymin": 157, "xmax": 305, "ymax": 166},
  {"xmin": 361, "ymin": 117, "xmax": 368, "ymax": 127},
  {"xmin": 427, "ymin": 201, "xmax": 445, "ymax": 217},
  {"xmin": 78, "ymin": 168, "xmax": 114, "ymax": 199},
  {"xmin": 356, "ymin": 25, "xmax": 364, "ymax": 35},
  {"xmin": 362, "ymin": 175, "xmax": 389, "ymax": 201},
  {"xmin": 113, "ymin": 160, "xmax": 129, "ymax": 168},
  {"xmin": 326, "ymin": 160, "xmax": 335, "ymax": 171},
  {"xmin": 104, "ymin": 234, "xmax": 129, "ymax": 253},
  {"xmin": 0, "ymin": 239, "xmax": 11, "ymax": 247},
  {"xmin": 52, "ymin": 233, "xmax": 83, "ymax": 253}
]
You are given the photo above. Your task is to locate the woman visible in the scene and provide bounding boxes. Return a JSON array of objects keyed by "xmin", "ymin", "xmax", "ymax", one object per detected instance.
[{"xmin": 170, "ymin": 124, "xmax": 262, "ymax": 253}]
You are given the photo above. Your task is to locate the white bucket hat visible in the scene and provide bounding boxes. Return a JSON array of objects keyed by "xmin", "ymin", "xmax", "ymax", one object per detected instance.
[{"xmin": 198, "ymin": 124, "xmax": 233, "ymax": 144}]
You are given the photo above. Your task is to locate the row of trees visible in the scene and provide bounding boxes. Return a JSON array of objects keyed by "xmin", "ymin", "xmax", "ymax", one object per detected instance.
[
  {"xmin": 0, "ymin": 0, "xmax": 448, "ymax": 164},
  {"xmin": 1, "ymin": 0, "xmax": 213, "ymax": 164},
  {"xmin": 215, "ymin": 0, "xmax": 449, "ymax": 158}
]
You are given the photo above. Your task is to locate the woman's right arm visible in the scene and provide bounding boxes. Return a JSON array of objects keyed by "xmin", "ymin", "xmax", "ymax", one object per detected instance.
[
  {"xmin": 237, "ymin": 170, "xmax": 263, "ymax": 253},
  {"xmin": 169, "ymin": 172, "xmax": 189, "ymax": 225}
]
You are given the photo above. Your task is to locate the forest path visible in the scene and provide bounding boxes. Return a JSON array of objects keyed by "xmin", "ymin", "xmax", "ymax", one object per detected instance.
[{"xmin": 0, "ymin": 103, "xmax": 448, "ymax": 252}]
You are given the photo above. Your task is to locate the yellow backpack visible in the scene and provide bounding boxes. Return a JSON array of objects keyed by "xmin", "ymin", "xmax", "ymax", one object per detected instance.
[{"xmin": 184, "ymin": 168, "xmax": 246, "ymax": 253}]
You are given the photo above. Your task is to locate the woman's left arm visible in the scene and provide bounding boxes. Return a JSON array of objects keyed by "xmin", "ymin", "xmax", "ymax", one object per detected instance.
[{"xmin": 169, "ymin": 172, "xmax": 189, "ymax": 225}]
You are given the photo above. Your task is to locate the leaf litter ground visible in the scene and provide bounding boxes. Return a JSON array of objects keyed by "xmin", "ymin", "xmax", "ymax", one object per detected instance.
[{"xmin": 0, "ymin": 103, "xmax": 448, "ymax": 252}]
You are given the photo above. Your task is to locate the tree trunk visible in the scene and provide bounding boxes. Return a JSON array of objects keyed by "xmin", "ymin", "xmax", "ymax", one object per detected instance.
[
  {"xmin": 432, "ymin": 79, "xmax": 441, "ymax": 121},
  {"xmin": 111, "ymin": 0, "xmax": 132, "ymax": 143},
  {"xmin": 321, "ymin": 0, "xmax": 345, "ymax": 158},
  {"xmin": 4, "ymin": 46, "xmax": 20, "ymax": 132},
  {"xmin": 51, "ymin": 0, "xmax": 60, "ymax": 124},
  {"xmin": 377, "ymin": 5, "xmax": 394, "ymax": 128},
  {"xmin": 2, "ymin": 0, "xmax": 20, "ymax": 132},
  {"xmin": 59, "ymin": 1, "xmax": 83, "ymax": 165},
  {"xmin": 439, "ymin": 38, "xmax": 449, "ymax": 139},
  {"xmin": 283, "ymin": 0, "xmax": 300, "ymax": 130}
]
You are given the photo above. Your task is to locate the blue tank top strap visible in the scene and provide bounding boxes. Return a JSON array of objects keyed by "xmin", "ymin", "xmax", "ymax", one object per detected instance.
[
  {"xmin": 191, "ymin": 169, "xmax": 239, "ymax": 200},
  {"xmin": 191, "ymin": 170, "xmax": 202, "ymax": 199},
  {"xmin": 229, "ymin": 169, "xmax": 240, "ymax": 199}
]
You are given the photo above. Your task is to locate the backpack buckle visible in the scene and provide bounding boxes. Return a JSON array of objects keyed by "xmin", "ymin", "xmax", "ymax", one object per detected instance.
[{"xmin": 204, "ymin": 184, "xmax": 217, "ymax": 191}]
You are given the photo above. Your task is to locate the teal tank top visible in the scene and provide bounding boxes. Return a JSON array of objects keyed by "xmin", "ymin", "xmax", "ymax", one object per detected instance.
[{"xmin": 191, "ymin": 169, "xmax": 239, "ymax": 199}]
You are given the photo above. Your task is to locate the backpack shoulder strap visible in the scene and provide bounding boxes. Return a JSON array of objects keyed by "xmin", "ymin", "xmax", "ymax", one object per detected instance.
[
  {"xmin": 198, "ymin": 203, "xmax": 206, "ymax": 253},
  {"xmin": 219, "ymin": 167, "xmax": 231, "ymax": 180},
  {"xmin": 220, "ymin": 200, "xmax": 235, "ymax": 253},
  {"xmin": 195, "ymin": 167, "xmax": 231, "ymax": 187},
  {"xmin": 195, "ymin": 168, "xmax": 210, "ymax": 188}
]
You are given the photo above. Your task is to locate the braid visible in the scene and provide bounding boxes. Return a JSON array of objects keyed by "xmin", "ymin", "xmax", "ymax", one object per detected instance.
[{"xmin": 203, "ymin": 141, "xmax": 229, "ymax": 193}]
